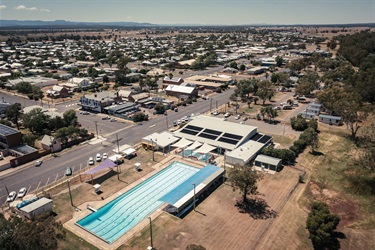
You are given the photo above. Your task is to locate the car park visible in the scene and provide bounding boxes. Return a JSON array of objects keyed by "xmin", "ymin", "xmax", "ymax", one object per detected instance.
[
  {"xmin": 35, "ymin": 160, "xmax": 43, "ymax": 167},
  {"xmin": 88, "ymin": 157, "xmax": 94, "ymax": 165},
  {"xmin": 7, "ymin": 191, "xmax": 17, "ymax": 202},
  {"xmin": 65, "ymin": 167, "xmax": 72, "ymax": 176},
  {"xmin": 17, "ymin": 188, "xmax": 27, "ymax": 198},
  {"xmin": 96, "ymin": 153, "xmax": 102, "ymax": 162}
]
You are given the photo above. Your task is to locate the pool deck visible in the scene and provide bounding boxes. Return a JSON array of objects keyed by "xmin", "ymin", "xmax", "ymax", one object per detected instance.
[{"xmin": 64, "ymin": 154, "xmax": 208, "ymax": 250}]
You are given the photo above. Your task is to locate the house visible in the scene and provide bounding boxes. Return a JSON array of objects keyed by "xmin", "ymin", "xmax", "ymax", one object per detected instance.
[
  {"xmin": 46, "ymin": 85, "xmax": 70, "ymax": 98},
  {"xmin": 318, "ymin": 114, "xmax": 343, "ymax": 126},
  {"xmin": 7, "ymin": 77, "xmax": 58, "ymax": 88},
  {"xmin": 79, "ymin": 91, "xmax": 120, "ymax": 113},
  {"xmin": 162, "ymin": 77, "xmax": 184, "ymax": 86},
  {"xmin": 68, "ymin": 78, "xmax": 92, "ymax": 89},
  {"xmin": 165, "ymin": 84, "xmax": 198, "ymax": 98},
  {"xmin": 306, "ymin": 106, "xmax": 320, "ymax": 115},
  {"xmin": 299, "ymin": 111, "xmax": 316, "ymax": 120},
  {"xmin": 59, "ymin": 73, "xmax": 73, "ymax": 80},
  {"xmin": 40, "ymin": 135, "xmax": 62, "ymax": 152},
  {"xmin": 247, "ymin": 66, "xmax": 267, "ymax": 75},
  {"xmin": 253, "ymin": 154, "xmax": 282, "ymax": 173}
]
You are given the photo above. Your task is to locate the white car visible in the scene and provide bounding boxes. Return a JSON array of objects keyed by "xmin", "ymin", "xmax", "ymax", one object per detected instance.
[
  {"xmin": 35, "ymin": 160, "xmax": 43, "ymax": 167},
  {"xmin": 103, "ymin": 153, "xmax": 108, "ymax": 159},
  {"xmin": 235, "ymin": 115, "xmax": 241, "ymax": 120},
  {"xmin": 96, "ymin": 153, "xmax": 102, "ymax": 162},
  {"xmin": 88, "ymin": 157, "xmax": 94, "ymax": 165},
  {"xmin": 224, "ymin": 113, "xmax": 230, "ymax": 118},
  {"xmin": 17, "ymin": 188, "xmax": 27, "ymax": 198},
  {"xmin": 7, "ymin": 191, "xmax": 17, "ymax": 202},
  {"xmin": 212, "ymin": 111, "xmax": 219, "ymax": 116},
  {"xmin": 110, "ymin": 118, "xmax": 117, "ymax": 122}
]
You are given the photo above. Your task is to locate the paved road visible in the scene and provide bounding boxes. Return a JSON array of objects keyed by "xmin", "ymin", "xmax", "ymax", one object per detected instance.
[{"xmin": 0, "ymin": 87, "xmax": 235, "ymax": 204}]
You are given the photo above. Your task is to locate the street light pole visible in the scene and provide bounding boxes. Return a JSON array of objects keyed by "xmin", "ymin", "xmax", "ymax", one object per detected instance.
[
  {"xmin": 67, "ymin": 179, "xmax": 74, "ymax": 207},
  {"xmin": 116, "ymin": 133, "xmax": 120, "ymax": 154},
  {"xmin": 151, "ymin": 139, "xmax": 155, "ymax": 161},
  {"xmin": 192, "ymin": 183, "xmax": 196, "ymax": 211},
  {"xmin": 148, "ymin": 217, "xmax": 153, "ymax": 249},
  {"xmin": 94, "ymin": 121, "xmax": 99, "ymax": 139}
]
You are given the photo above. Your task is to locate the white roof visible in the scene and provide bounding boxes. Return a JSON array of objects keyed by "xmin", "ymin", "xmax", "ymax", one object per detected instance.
[
  {"xmin": 20, "ymin": 197, "xmax": 52, "ymax": 213},
  {"xmin": 112, "ymin": 144, "xmax": 131, "ymax": 154},
  {"xmin": 165, "ymin": 84, "xmax": 195, "ymax": 94},
  {"xmin": 195, "ymin": 142, "xmax": 217, "ymax": 154},
  {"xmin": 186, "ymin": 141, "xmax": 202, "ymax": 150},
  {"xmin": 123, "ymin": 148, "xmax": 136, "ymax": 156},
  {"xmin": 226, "ymin": 140, "xmax": 265, "ymax": 163},
  {"xmin": 171, "ymin": 138, "xmax": 193, "ymax": 148},
  {"xmin": 143, "ymin": 131, "xmax": 180, "ymax": 148},
  {"xmin": 254, "ymin": 154, "xmax": 282, "ymax": 166}
]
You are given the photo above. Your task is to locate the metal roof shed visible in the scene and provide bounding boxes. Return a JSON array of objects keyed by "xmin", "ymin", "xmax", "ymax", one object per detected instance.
[
  {"xmin": 254, "ymin": 154, "xmax": 282, "ymax": 172},
  {"xmin": 19, "ymin": 197, "xmax": 53, "ymax": 220}
]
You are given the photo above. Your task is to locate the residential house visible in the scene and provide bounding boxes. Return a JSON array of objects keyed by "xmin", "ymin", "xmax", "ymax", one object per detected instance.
[
  {"xmin": 46, "ymin": 85, "xmax": 70, "ymax": 98},
  {"xmin": 40, "ymin": 135, "xmax": 62, "ymax": 152},
  {"xmin": 129, "ymin": 92, "xmax": 149, "ymax": 104},
  {"xmin": 318, "ymin": 114, "xmax": 343, "ymax": 126},
  {"xmin": 68, "ymin": 77, "xmax": 92, "ymax": 89}
]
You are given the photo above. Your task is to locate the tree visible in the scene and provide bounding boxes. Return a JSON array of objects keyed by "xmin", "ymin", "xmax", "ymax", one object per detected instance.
[
  {"xmin": 290, "ymin": 115, "xmax": 308, "ymax": 131},
  {"xmin": 22, "ymin": 108, "xmax": 49, "ymax": 134},
  {"xmin": 63, "ymin": 109, "xmax": 78, "ymax": 127},
  {"xmin": 15, "ymin": 82, "xmax": 33, "ymax": 94},
  {"xmin": 306, "ymin": 202, "xmax": 341, "ymax": 250},
  {"xmin": 186, "ymin": 244, "xmax": 206, "ymax": 250},
  {"xmin": 103, "ymin": 75, "xmax": 109, "ymax": 84},
  {"xmin": 256, "ymin": 80, "xmax": 275, "ymax": 105},
  {"xmin": 235, "ymin": 79, "xmax": 257, "ymax": 99},
  {"xmin": 260, "ymin": 106, "xmax": 278, "ymax": 123},
  {"xmin": 275, "ymin": 56, "xmax": 283, "ymax": 67},
  {"xmin": 228, "ymin": 165, "xmax": 262, "ymax": 203},
  {"xmin": 301, "ymin": 127, "xmax": 319, "ymax": 153},
  {"xmin": 154, "ymin": 103, "xmax": 165, "ymax": 114},
  {"xmin": 6, "ymin": 103, "xmax": 22, "ymax": 130},
  {"xmin": 334, "ymin": 93, "xmax": 371, "ymax": 139}
]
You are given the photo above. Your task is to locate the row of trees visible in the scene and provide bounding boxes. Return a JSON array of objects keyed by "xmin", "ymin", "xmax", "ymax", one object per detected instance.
[
  {"xmin": 234, "ymin": 78, "xmax": 276, "ymax": 105},
  {"xmin": 291, "ymin": 115, "xmax": 318, "ymax": 132}
]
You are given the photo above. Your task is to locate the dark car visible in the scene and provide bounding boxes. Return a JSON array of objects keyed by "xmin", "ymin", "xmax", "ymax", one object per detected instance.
[{"xmin": 65, "ymin": 167, "xmax": 72, "ymax": 176}]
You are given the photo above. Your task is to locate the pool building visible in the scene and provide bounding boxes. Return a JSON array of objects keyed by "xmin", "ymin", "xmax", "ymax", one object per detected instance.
[{"xmin": 75, "ymin": 161, "xmax": 224, "ymax": 244}]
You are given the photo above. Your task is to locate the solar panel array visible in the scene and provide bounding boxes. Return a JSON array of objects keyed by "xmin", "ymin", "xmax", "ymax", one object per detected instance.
[
  {"xmin": 179, "ymin": 124, "xmax": 244, "ymax": 146},
  {"xmin": 250, "ymin": 133, "xmax": 272, "ymax": 144}
]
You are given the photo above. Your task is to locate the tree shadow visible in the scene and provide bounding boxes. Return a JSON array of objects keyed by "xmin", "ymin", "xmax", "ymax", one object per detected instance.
[
  {"xmin": 312, "ymin": 231, "xmax": 346, "ymax": 250},
  {"xmin": 235, "ymin": 197, "xmax": 278, "ymax": 220},
  {"xmin": 310, "ymin": 151, "xmax": 324, "ymax": 156}
]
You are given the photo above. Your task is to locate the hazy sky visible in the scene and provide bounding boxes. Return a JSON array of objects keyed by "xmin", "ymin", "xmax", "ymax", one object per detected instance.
[{"xmin": 0, "ymin": 0, "xmax": 374, "ymax": 25}]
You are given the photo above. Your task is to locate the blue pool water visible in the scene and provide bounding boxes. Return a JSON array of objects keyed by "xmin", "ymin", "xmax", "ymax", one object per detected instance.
[{"xmin": 77, "ymin": 161, "xmax": 200, "ymax": 244}]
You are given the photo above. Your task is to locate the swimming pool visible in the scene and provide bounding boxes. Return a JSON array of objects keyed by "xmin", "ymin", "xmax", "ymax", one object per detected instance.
[{"xmin": 76, "ymin": 161, "xmax": 200, "ymax": 244}]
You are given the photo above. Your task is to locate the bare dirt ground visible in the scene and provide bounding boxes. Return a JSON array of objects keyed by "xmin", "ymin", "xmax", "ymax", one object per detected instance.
[{"xmin": 122, "ymin": 167, "xmax": 301, "ymax": 250}]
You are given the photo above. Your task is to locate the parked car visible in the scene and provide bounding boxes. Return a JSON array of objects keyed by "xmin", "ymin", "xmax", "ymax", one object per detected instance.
[
  {"xmin": 17, "ymin": 188, "xmax": 27, "ymax": 198},
  {"xmin": 88, "ymin": 157, "xmax": 94, "ymax": 165},
  {"xmin": 7, "ymin": 191, "xmax": 17, "ymax": 202},
  {"xmin": 173, "ymin": 121, "xmax": 177, "ymax": 126},
  {"xmin": 235, "ymin": 115, "xmax": 241, "ymax": 120},
  {"xmin": 65, "ymin": 167, "xmax": 72, "ymax": 176},
  {"xmin": 35, "ymin": 160, "xmax": 43, "ymax": 167},
  {"xmin": 110, "ymin": 118, "xmax": 117, "ymax": 122},
  {"xmin": 174, "ymin": 108, "xmax": 178, "ymax": 112},
  {"xmin": 96, "ymin": 153, "xmax": 102, "ymax": 162},
  {"xmin": 80, "ymin": 111, "xmax": 90, "ymax": 115},
  {"xmin": 224, "ymin": 113, "xmax": 230, "ymax": 118},
  {"xmin": 102, "ymin": 116, "xmax": 110, "ymax": 120},
  {"xmin": 212, "ymin": 111, "xmax": 219, "ymax": 116},
  {"xmin": 103, "ymin": 153, "xmax": 108, "ymax": 159},
  {"xmin": 242, "ymin": 117, "xmax": 248, "ymax": 121}
]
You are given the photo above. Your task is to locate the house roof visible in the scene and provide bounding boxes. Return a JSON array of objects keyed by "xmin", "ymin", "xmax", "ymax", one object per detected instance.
[
  {"xmin": 165, "ymin": 84, "xmax": 195, "ymax": 94},
  {"xmin": 20, "ymin": 197, "xmax": 52, "ymax": 213},
  {"xmin": 40, "ymin": 135, "xmax": 56, "ymax": 146},
  {"xmin": 0, "ymin": 124, "xmax": 19, "ymax": 136},
  {"xmin": 254, "ymin": 154, "xmax": 282, "ymax": 166},
  {"xmin": 226, "ymin": 140, "xmax": 265, "ymax": 163}
]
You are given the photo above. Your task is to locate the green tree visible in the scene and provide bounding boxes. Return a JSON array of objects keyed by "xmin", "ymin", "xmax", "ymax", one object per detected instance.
[
  {"xmin": 103, "ymin": 75, "xmax": 109, "ymax": 84},
  {"xmin": 306, "ymin": 202, "xmax": 341, "ymax": 250},
  {"xmin": 290, "ymin": 115, "xmax": 308, "ymax": 131},
  {"xmin": 154, "ymin": 103, "xmax": 165, "ymax": 114},
  {"xmin": 275, "ymin": 56, "xmax": 283, "ymax": 67},
  {"xmin": 260, "ymin": 106, "xmax": 278, "ymax": 123},
  {"xmin": 63, "ymin": 109, "xmax": 78, "ymax": 127},
  {"xmin": 228, "ymin": 165, "xmax": 262, "ymax": 203},
  {"xmin": 0, "ymin": 119, "xmax": 12, "ymax": 127},
  {"xmin": 256, "ymin": 80, "xmax": 275, "ymax": 105},
  {"xmin": 15, "ymin": 82, "xmax": 33, "ymax": 94},
  {"xmin": 22, "ymin": 108, "xmax": 49, "ymax": 134},
  {"xmin": 300, "ymin": 127, "xmax": 319, "ymax": 153},
  {"xmin": 6, "ymin": 103, "xmax": 22, "ymax": 130}
]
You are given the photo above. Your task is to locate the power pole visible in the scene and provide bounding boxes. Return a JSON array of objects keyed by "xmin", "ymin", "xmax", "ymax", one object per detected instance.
[
  {"xmin": 210, "ymin": 98, "xmax": 212, "ymax": 112},
  {"xmin": 116, "ymin": 133, "xmax": 120, "ymax": 153},
  {"xmin": 94, "ymin": 121, "xmax": 99, "ymax": 139}
]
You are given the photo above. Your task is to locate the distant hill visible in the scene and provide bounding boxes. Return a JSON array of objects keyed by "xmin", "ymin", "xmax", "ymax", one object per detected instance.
[{"xmin": 0, "ymin": 20, "xmax": 156, "ymax": 27}]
